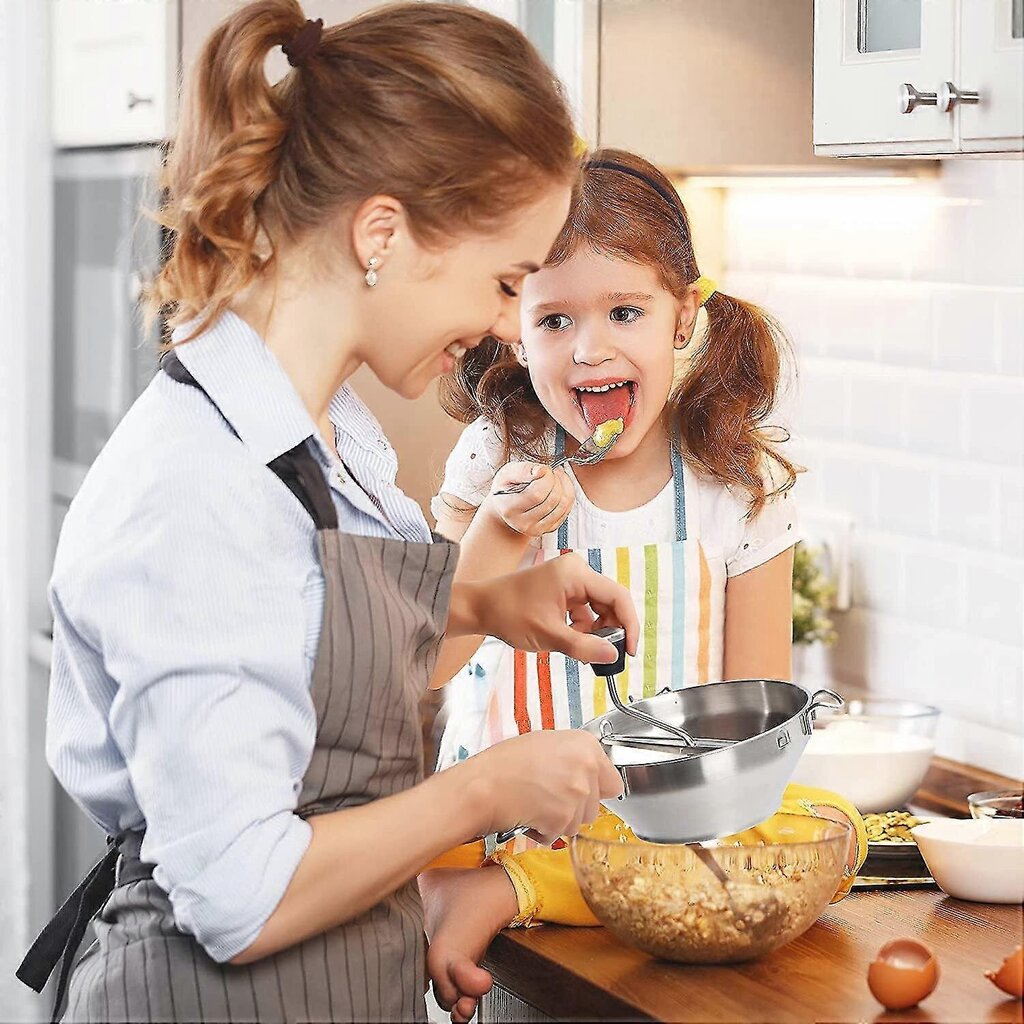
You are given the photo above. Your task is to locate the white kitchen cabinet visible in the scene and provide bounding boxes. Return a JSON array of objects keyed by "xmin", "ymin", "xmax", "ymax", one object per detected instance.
[
  {"xmin": 52, "ymin": 0, "xmax": 179, "ymax": 148},
  {"xmin": 599, "ymin": 0, "xmax": 841, "ymax": 172},
  {"xmin": 959, "ymin": 0, "xmax": 1024, "ymax": 152},
  {"xmin": 814, "ymin": 0, "xmax": 1024, "ymax": 156}
]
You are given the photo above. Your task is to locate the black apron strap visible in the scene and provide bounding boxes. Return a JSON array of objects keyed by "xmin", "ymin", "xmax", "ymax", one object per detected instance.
[
  {"xmin": 161, "ymin": 350, "xmax": 338, "ymax": 531},
  {"xmin": 16, "ymin": 836, "xmax": 123, "ymax": 1022}
]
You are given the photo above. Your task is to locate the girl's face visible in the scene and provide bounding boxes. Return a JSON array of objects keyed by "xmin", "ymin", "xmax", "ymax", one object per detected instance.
[
  {"xmin": 518, "ymin": 249, "xmax": 694, "ymax": 459},
  {"xmin": 359, "ymin": 185, "xmax": 572, "ymax": 399}
]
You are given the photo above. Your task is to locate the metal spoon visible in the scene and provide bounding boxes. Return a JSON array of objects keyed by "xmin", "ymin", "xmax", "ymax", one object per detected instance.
[{"xmin": 493, "ymin": 421, "xmax": 623, "ymax": 496}]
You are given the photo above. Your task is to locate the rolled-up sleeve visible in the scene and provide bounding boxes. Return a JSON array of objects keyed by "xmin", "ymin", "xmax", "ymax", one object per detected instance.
[{"xmin": 51, "ymin": 448, "xmax": 317, "ymax": 963}]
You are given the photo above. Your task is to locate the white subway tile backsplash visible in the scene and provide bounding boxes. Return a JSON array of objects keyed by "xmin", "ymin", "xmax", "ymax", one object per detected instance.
[
  {"xmin": 962, "ymin": 195, "xmax": 1024, "ymax": 290},
  {"xmin": 1000, "ymin": 476, "xmax": 1024, "ymax": 558},
  {"xmin": 848, "ymin": 372, "xmax": 905, "ymax": 448},
  {"xmin": 814, "ymin": 280, "xmax": 880, "ymax": 361},
  {"xmin": 903, "ymin": 381, "xmax": 966, "ymax": 459},
  {"xmin": 996, "ymin": 290, "xmax": 1024, "ymax": 376},
  {"xmin": 794, "ymin": 366, "xmax": 850, "ymax": 441},
  {"xmin": 851, "ymin": 538, "xmax": 904, "ymax": 617},
  {"xmin": 874, "ymin": 461, "xmax": 936, "ymax": 538},
  {"xmin": 965, "ymin": 381, "xmax": 1024, "ymax": 468},
  {"xmin": 932, "ymin": 287, "xmax": 999, "ymax": 374},
  {"xmin": 934, "ymin": 467, "xmax": 1000, "ymax": 549},
  {"xmin": 872, "ymin": 285, "xmax": 933, "ymax": 368},
  {"xmin": 965, "ymin": 560, "xmax": 1024, "ymax": 648},
  {"xmin": 902, "ymin": 548, "xmax": 966, "ymax": 631},
  {"xmin": 816, "ymin": 452, "xmax": 878, "ymax": 527},
  {"xmin": 723, "ymin": 161, "xmax": 1024, "ymax": 761}
]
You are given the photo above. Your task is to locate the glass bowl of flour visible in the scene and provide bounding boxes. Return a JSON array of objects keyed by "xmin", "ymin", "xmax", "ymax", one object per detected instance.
[{"xmin": 791, "ymin": 699, "xmax": 940, "ymax": 813}]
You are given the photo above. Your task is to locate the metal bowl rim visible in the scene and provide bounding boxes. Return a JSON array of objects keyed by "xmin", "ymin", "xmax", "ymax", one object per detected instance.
[{"xmin": 588, "ymin": 677, "xmax": 815, "ymax": 766}]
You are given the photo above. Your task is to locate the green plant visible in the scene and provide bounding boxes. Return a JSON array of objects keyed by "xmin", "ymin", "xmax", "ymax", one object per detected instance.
[{"xmin": 792, "ymin": 542, "xmax": 837, "ymax": 647}]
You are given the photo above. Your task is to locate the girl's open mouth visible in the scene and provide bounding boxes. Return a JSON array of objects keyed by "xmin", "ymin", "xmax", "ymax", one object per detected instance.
[{"xmin": 571, "ymin": 379, "xmax": 637, "ymax": 433}]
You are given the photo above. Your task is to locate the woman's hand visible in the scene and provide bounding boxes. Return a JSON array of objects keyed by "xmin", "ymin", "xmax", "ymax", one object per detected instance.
[
  {"xmin": 486, "ymin": 463, "xmax": 574, "ymax": 538},
  {"xmin": 458, "ymin": 730, "xmax": 624, "ymax": 847},
  {"xmin": 447, "ymin": 552, "xmax": 639, "ymax": 666}
]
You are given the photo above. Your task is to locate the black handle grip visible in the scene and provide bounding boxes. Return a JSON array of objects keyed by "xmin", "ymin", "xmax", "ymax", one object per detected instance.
[{"xmin": 591, "ymin": 625, "xmax": 627, "ymax": 677}]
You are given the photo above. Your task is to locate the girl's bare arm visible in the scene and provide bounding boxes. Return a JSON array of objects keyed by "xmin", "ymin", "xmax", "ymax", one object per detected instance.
[{"xmin": 722, "ymin": 547, "xmax": 795, "ymax": 681}]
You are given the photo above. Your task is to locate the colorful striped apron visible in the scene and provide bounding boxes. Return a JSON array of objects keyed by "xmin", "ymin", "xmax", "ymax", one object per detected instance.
[{"xmin": 437, "ymin": 434, "xmax": 728, "ymax": 799}]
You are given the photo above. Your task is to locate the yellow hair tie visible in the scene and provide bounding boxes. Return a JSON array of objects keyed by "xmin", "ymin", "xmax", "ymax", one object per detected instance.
[
  {"xmin": 572, "ymin": 135, "xmax": 589, "ymax": 159},
  {"xmin": 695, "ymin": 276, "xmax": 717, "ymax": 305}
]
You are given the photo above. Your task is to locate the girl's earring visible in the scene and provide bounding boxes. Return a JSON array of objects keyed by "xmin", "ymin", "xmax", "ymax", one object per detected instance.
[
  {"xmin": 674, "ymin": 332, "xmax": 688, "ymax": 350},
  {"xmin": 365, "ymin": 256, "xmax": 382, "ymax": 288}
]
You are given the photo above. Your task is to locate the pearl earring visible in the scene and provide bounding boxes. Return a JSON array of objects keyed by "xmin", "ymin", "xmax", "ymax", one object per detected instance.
[{"xmin": 365, "ymin": 256, "xmax": 381, "ymax": 288}]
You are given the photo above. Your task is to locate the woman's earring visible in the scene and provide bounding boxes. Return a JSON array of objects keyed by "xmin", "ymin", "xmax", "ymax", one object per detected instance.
[{"xmin": 365, "ymin": 256, "xmax": 382, "ymax": 288}]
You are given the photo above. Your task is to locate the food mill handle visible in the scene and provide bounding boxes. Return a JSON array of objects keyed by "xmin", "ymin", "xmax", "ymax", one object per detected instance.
[
  {"xmin": 494, "ymin": 826, "xmax": 529, "ymax": 844},
  {"xmin": 807, "ymin": 689, "xmax": 844, "ymax": 717}
]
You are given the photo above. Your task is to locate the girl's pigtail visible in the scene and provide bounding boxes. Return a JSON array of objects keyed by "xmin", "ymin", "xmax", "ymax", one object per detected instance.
[{"xmin": 674, "ymin": 291, "xmax": 797, "ymax": 516}]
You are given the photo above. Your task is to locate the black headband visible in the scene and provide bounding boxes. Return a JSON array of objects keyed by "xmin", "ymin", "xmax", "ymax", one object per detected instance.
[{"xmin": 583, "ymin": 160, "xmax": 689, "ymax": 236}]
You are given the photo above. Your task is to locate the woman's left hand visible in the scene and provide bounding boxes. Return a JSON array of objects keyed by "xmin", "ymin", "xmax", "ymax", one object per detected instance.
[{"xmin": 448, "ymin": 552, "xmax": 639, "ymax": 664}]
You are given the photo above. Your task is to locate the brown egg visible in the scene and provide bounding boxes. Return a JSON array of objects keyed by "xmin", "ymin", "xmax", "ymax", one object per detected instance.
[
  {"xmin": 986, "ymin": 945, "xmax": 1024, "ymax": 999},
  {"xmin": 867, "ymin": 938, "xmax": 940, "ymax": 1010}
]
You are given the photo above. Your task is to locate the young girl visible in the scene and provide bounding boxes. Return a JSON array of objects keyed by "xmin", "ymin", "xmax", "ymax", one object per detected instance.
[{"xmin": 420, "ymin": 149, "xmax": 867, "ymax": 1022}]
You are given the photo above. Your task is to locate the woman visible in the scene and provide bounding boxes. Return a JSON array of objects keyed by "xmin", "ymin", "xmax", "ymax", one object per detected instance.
[{"xmin": 18, "ymin": 3, "xmax": 636, "ymax": 1022}]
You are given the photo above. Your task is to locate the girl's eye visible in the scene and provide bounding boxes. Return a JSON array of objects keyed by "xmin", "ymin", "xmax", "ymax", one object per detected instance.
[
  {"xmin": 610, "ymin": 305, "xmax": 644, "ymax": 324},
  {"xmin": 499, "ymin": 281, "xmax": 519, "ymax": 298},
  {"xmin": 538, "ymin": 314, "xmax": 573, "ymax": 332}
]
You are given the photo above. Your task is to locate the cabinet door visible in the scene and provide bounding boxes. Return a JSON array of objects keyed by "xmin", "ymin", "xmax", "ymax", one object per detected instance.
[
  {"xmin": 959, "ymin": 0, "xmax": 1024, "ymax": 151},
  {"xmin": 601, "ymin": 0, "xmax": 831, "ymax": 171},
  {"xmin": 814, "ymin": 0, "xmax": 957, "ymax": 154},
  {"xmin": 52, "ymin": 0, "xmax": 175, "ymax": 148}
]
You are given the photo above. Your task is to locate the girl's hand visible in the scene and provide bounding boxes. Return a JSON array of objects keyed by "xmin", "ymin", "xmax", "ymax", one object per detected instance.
[{"xmin": 486, "ymin": 463, "xmax": 574, "ymax": 538}]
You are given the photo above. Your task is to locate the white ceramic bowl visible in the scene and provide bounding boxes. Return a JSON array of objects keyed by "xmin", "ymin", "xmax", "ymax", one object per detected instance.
[
  {"xmin": 912, "ymin": 818, "xmax": 1024, "ymax": 904},
  {"xmin": 790, "ymin": 700, "xmax": 939, "ymax": 813}
]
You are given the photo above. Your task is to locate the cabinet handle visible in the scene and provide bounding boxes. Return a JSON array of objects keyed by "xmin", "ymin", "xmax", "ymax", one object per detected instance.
[
  {"xmin": 127, "ymin": 91, "xmax": 155, "ymax": 111},
  {"xmin": 899, "ymin": 83, "xmax": 938, "ymax": 114},
  {"xmin": 939, "ymin": 81, "xmax": 980, "ymax": 112}
]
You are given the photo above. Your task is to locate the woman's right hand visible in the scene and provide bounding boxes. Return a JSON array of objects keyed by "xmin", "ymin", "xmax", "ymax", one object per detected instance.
[
  {"xmin": 486, "ymin": 463, "xmax": 574, "ymax": 538},
  {"xmin": 459, "ymin": 730, "xmax": 624, "ymax": 847}
]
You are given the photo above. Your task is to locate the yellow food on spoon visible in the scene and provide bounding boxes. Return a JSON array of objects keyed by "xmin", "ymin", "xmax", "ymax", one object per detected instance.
[{"xmin": 593, "ymin": 418, "xmax": 624, "ymax": 449}]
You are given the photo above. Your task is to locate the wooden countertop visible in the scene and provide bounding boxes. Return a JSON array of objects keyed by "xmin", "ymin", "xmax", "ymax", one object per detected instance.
[{"xmin": 481, "ymin": 758, "xmax": 1024, "ymax": 1024}]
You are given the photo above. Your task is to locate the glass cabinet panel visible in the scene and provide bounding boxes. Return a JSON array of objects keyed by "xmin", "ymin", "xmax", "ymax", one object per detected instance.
[{"xmin": 857, "ymin": 0, "xmax": 922, "ymax": 52}]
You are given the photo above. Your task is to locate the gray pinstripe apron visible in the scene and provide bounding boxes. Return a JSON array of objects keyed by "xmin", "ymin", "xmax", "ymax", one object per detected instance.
[{"xmin": 20, "ymin": 354, "xmax": 456, "ymax": 1022}]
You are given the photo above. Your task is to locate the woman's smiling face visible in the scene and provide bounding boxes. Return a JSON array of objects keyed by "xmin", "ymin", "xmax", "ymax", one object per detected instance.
[{"xmin": 518, "ymin": 249, "xmax": 685, "ymax": 458}]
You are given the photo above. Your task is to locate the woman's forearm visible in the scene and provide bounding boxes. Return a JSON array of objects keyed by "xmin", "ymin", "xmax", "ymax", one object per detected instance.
[
  {"xmin": 232, "ymin": 762, "xmax": 487, "ymax": 964},
  {"xmin": 429, "ymin": 500, "xmax": 531, "ymax": 687}
]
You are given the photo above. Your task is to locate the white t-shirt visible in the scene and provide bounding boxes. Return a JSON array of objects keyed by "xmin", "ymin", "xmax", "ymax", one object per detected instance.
[{"xmin": 431, "ymin": 418, "xmax": 799, "ymax": 576}]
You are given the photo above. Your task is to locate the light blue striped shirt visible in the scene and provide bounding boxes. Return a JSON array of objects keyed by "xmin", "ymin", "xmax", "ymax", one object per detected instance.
[{"xmin": 46, "ymin": 311, "xmax": 432, "ymax": 963}]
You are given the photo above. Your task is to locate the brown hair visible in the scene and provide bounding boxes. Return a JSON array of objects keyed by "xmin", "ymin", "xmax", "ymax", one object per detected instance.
[
  {"xmin": 150, "ymin": 0, "xmax": 577, "ymax": 333},
  {"xmin": 439, "ymin": 148, "xmax": 797, "ymax": 515}
]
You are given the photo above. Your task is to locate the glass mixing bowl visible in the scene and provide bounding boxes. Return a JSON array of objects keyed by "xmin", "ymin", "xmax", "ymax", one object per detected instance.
[{"xmin": 571, "ymin": 815, "xmax": 851, "ymax": 964}]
